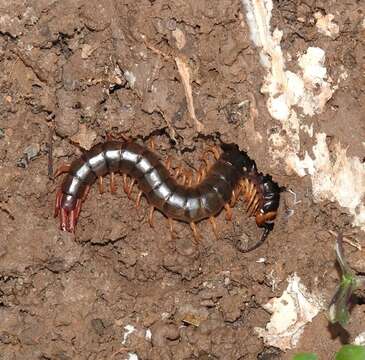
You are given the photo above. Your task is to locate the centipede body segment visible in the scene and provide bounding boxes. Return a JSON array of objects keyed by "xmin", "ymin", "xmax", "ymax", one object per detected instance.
[{"xmin": 54, "ymin": 140, "xmax": 283, "ymax": 248}]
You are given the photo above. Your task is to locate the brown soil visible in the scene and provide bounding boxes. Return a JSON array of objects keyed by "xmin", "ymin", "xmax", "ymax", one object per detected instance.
[{"xmin": 0, "ymin": 1, "xmax": 364, "ymax": 359}]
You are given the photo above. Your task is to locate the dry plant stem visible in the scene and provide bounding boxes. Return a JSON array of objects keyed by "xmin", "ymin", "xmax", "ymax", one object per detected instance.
[{"xmin": 174, "ymin": 56, "xmax": 204, "ymax": 133}]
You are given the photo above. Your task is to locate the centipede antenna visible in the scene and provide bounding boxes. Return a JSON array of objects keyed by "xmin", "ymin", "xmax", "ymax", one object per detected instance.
[{"xmin": 247, "ymin": 227, "xmax": 271, "ymax": 252}]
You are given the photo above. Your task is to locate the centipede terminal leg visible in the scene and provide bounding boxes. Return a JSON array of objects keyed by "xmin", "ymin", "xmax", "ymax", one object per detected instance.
[
  {"xmin": 73, "ymin": 199, "xmax": 82, "ymax": 223},
  {"xmin": 81, "ymin": 185, "xmax": 90, "ymax": 202}
]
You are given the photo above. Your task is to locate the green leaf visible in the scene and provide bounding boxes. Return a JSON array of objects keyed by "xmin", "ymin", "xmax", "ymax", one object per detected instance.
[
  {"xmin": 336, "ymin": 345, "xmax": 365, "ymax": 360},
  {"xmin": 292, "ymin": 353, "xmax": 318, "ymax": 360}
]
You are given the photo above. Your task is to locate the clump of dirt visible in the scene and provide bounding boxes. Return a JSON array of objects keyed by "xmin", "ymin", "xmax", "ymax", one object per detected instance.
[{"xmin": 0, "ymin": 0, "xmax": 364, "ymax": 359}]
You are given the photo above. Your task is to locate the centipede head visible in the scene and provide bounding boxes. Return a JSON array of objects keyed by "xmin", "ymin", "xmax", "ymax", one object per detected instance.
[{"xmin": 220, "ymin": 143, "xmax": 256, "ymax": 174}]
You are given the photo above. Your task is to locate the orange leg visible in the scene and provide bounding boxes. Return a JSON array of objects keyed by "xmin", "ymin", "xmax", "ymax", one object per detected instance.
[
  {"xmin": 203, "ymin": 145, "xmax": 220, "ymax": 161},
  {"xmin": 165, "ymin": 156, "xmax": 172, "ymax": 171},
  {"xmin": 98, "ymin": 176, "xmax": 104, "ymax": 194},
  {"xmin": 54, "ymin": 163, "xmax": 71, "ymax": 177},
  {"xmin": 110, "ymin": 172, "xmax": 117, "ymax": 193},
  {"xmin": 249, "ymin": 196, "xmax": 260, "ymax": 216},
  {"xmin": 185, "ymin": 171, "xmax": 193, "ymax": 187},
  {"xmin": 224, "ymin": 203, "xmax": 233, "ymax": 221},
  {"xmin": 127, "ymin": 179, "xmax": 135, "ymax": 199},
  {"xmin": 202, "ymin": 154, "xmax": 211, "ymax": 169},
  {"xmin": 168, "ymin": 218, "xmax": 175, "ymax": 237},
  {"xmin": 174, "ymin": 166, "xmax": 182, "ymax": 179},
  {"xmin": 123, "ymin": 174, "xmax": 129, "ymax": 193},
  {"xmin": 190, "ymin": 222, "xmax": 200, "ymax": 242},
  {"xmin": 247, "ymin": 188, "xmax": 257, "ymax": 211},
  {"xmin": 196, "ymin": 165, "xmax": 206, "ymax": 184},
  {"xmin": 149, "ymin": 207, "xmax": 155, "ymax": 227},
  {"xmin": 148, "ymin": 138, "xmax": 155, "ymax": 151},
  {"xmin": 230, "ymin": 186, "xmax": 242, "ymax": 207},
  {"xmin": 135, "ymin": 191, "xmax": 143, "ymax": 208},
  {"xmin": 209, "ymin": 217, "xmax": 219, "ymax": 239}
]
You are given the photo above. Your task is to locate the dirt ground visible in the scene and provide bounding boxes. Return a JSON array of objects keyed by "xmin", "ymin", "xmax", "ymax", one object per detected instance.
[{"xmin": 0, "ymin": 0, "xmax": 364, "ymax": 359}]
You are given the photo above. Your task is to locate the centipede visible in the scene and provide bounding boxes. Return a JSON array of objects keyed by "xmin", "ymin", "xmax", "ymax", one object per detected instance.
[{"xmin": 54, "ymin": 139, "xmax": 284, "ymax": 249}]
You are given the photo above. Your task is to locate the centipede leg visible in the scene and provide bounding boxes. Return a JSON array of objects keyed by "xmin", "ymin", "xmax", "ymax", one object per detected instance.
[
  {"xmin": 148, "ymin": 138, "xmax": 155, "ymax": 151},
  {"xmin": 190, "ymin": 222, "xmax": 200, "ymax": 242},
  {"xmin": 54, "ymin": 163, "xmax": 71, "ymax": 177},
  {"xmin": 135, "ymin": 191, "xmax": 143, "ymax": 208},
  {"xmin": 203, "ymin": 146, "xmax": 220, "ymax": 161},
  {"xmin": 209, "ymin": 217, "xmax": 219, "ymax": 239},
  {"xmin": 98, "ymin": 176, "xmax": 104, "ymax": 194},
  {"xmin": 165, "ymin": 156, "xmax": 172, "ymax": 171},
  {"xmin": 54, "ymin": 190, "xmax": 62, "ymax": 217},
  {"xmin": 247, "ymin": 189, "xmax": 258, "ymax": 213},
  {"xmin": 249, "ymin": 196, "xmax": 260, "ymax": 216},
  {"xmin": 230, "ymin": 189, "xmax": 237, "ymax": 207},
  {"xmin": 168, "ymin": 218, "xmax": 175, "ymax": 238},
  {"xmin": 81, "ymin": 185, "xmax": 90, "ymax": 202},
  {"xmin": 110, "ymin": 172, "xmax": 117, "ymax": 193},
  {"xmin": 127, "ymin": 179, "xmax": 135, "ymax": 199},
  {"xmin": 68, "ymin": 209, "xmax": 77, "ymax": 233},
  {"xmin": 196, "ymin": 165, "xmax": 206, "ymax": 184},
  {"xmin": 185, "ymin": 171, "xmax": 193, "ymax": 187},
  {"xmin": 174, "ymin": 166, "xmax": 182, "ymax": 179},
  {"xmin": 224, "ymin": 203, "xmax": 233, "ymax": 221},
  {"xmin": 148, "ymin": 207, "xmax": 155, "ymax": 228},
  {"xmin": 122, "ymin": 174, "xmax": 129, "ymax": 193},
  {"xmin": 74, "ymin": 199, "xmax": 82, "ymax": 220},
  {"xmin": 60, "ymin": 208, "xmax": 68, "ymax": 231}
]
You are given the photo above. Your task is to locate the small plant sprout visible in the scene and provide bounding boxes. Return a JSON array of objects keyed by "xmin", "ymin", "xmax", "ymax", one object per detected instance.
[
  {"xmin": 292, "ymin": 353, "xmax": 318, "ymax": 360},
  {"xmin": 328, "ymin": 234, "xmax": 365, "ymax": 327}
]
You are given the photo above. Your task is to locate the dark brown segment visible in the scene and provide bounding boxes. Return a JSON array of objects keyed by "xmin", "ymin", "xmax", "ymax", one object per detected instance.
[{"xmin": 204, "ymin": 173, "xmax": 232, "ymax": 203}]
